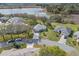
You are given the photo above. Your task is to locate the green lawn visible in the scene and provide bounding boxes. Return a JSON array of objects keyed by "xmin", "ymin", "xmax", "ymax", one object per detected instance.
[
  {"xmin": 40, "ymin": 29, "xmax": 59, "ymax": 41},
  {"xmin": 39, "ymin": 46, "xmax": 67, "ymax": 56}
]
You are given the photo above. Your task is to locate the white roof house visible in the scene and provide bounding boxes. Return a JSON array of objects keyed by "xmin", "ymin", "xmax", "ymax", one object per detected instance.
[
  {"xmin": 54, "ymin": 26, "xmax": 71, "ymax": 37},
  {"xmin": 54, "ymin": 26, "xmax": 72, "ymax": 44},
  {"xmin": 33, "ymin": 24, "xmax": 47, "ymax": 32},
  {"xmin": 5, "ymin": 17, "xmax": 28, "ymax": 34},
  {"xmin": 6, "ymin": 17, "xmax": 25, "ymax": 24}
]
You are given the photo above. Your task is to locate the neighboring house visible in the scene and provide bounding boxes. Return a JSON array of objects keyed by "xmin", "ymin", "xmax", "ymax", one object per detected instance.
[
  {"xmin": 33, "ymin": 24, "xmax": 47, "ymax": 33},
  {"xmin": 6, "ymin": 17, "xmax": 25, "ymax": 24},
  {"xmin": 0, "ymin": 17, "xmax": 9, "ymax": 23},
  {"xmin": 54, "ymin": 26, "xmax": 71, "ymax": 38},
  {"xmin": 54, "ymin": 26, "xmax": 72, "ymax": 44},
  {"xmin": 32, "ymin": 24, "xmax": 46, "ymax": 44},
  {"xmin": 5, "ymin": 17, "xmax": 28, "ymax": 34},
  {"xmin": 73, "ymin": 31, "xmax": 79, "ymax": 42}
]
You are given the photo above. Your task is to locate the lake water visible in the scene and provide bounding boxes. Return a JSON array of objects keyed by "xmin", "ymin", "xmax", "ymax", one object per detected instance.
[{"xmin": 0, "ymin": 8, "xmax": 48, "ymax": 17}]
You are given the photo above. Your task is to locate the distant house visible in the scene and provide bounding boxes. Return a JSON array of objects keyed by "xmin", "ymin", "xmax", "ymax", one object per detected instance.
[
  {"xmin": 54, "ymin": 26, "xmax": 71, "ymax": 38},
  {"xmin": 0, "ymin": 17, "xmax": 9, "ymax": 23},
  {"xmin": 73, "ymin": 31, "xmax": 79, "ymax": 42},
  {"xmin": 5, "ymin": 17, "xmax": 28, "ymax": 34},
  {"xmin": 6, "ymin": 17, "xmax": 25, "ymax": 24},
  {"xmin": 33, "ymin": 24, "xmax": 47, "ymax": 32},
  {"xmin": 54, "ymin": 26, "xmax": 72, "ymax": 44}
]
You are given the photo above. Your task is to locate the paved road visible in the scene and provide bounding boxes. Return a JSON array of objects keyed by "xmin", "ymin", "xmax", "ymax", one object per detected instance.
[
  {"xmin": 0, "ymin": 42, "xmax": 9, "ymax": 48},
  {"xmin": 0, "ymin": 39, "xmax": 79, "ymax": 56},
  {"xmin": 38, "ymin": 39, "xmax": 77, "ymax": 52},
  {"xmin": 0, "ymin": 39, "xmax": 34, "ymax": 48},
  {"xmin": 0, "ymin": 39, "xmax": 77, "ymax": 52}
]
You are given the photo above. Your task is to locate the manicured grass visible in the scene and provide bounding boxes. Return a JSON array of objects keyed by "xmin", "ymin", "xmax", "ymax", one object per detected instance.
[
  {"xmin": 40, "ymin": 29, "xmax": 59, "ymax": 41},
  {"xmin": 47, "ymin": 29, "xmax": 59, "ymax": 41},
  {"xmin": 39, "ymin": 46, "xmax": 67, "ymax": 56}
]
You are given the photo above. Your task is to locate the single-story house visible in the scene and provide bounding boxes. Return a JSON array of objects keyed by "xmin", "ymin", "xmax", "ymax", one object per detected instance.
[
  {"xmin": 6, "ymin": 17, "xmax": 25, "ymax": 24},
  {"xmin": 5, "ymin": 17, "xmax": 28, "ymax": 34},
  {"xmin": 33, "ymin": 24, "xmax": 47, "ymax": 32},
  {"xmin": 54, "ymin": 26, "xmax": 72, "ymax": 38}
]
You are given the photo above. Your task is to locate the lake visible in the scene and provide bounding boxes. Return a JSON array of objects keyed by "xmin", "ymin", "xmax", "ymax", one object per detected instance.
[{"xmin": 0, "ymin": 8, "xmax": 48, "ymax": 17}]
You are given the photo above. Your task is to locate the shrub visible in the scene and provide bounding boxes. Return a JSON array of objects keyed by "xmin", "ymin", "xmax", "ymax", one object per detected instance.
[
  {"xmin": 67, "ymin": 38, "xmax": 77, "ymax": 46},
  {"xmin": 39, "ymin": 46, "xmax": 67, "ymax": 56},
  {"xmin": 0, "ymin": 48, "xmax": 3, "ymax": 53},
  {"xmin": 49, "ymin": 15, "xmax": 62, "ymax": 23},
  {"xmin": 47, "ymin": 30, "xmax": 59, "ymax": 41},
  {"xmin": 13, "ymin": 42, "xmax": 26, "ymax": 49}
]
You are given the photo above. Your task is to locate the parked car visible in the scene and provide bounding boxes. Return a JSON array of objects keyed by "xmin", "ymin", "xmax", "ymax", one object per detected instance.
[{"xmin": 7, "ymin": 39, "xmax": 15, "ymax": 44}]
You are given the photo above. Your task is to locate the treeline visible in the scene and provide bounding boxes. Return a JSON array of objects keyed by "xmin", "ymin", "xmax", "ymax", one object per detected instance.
[{"xmin": 36, "ymin": 3, "xmax": 79, "ymax": 14}]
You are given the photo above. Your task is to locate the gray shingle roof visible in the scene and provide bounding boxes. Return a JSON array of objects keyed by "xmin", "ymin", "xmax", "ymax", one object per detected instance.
[
  {"xmin": 73, "ymin": 31, "xmax": 79, "ymax": 40},
  {"xmin": 6, "ymin": 17, "xmax": 25, "ymax": 24},
  {"xmin": 33, "ymin": 24, "xmax": 47, "ymax": 32},
  {"xmin": 54, "ymin": 26, "xmax": 71, "ymax": 37}
]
